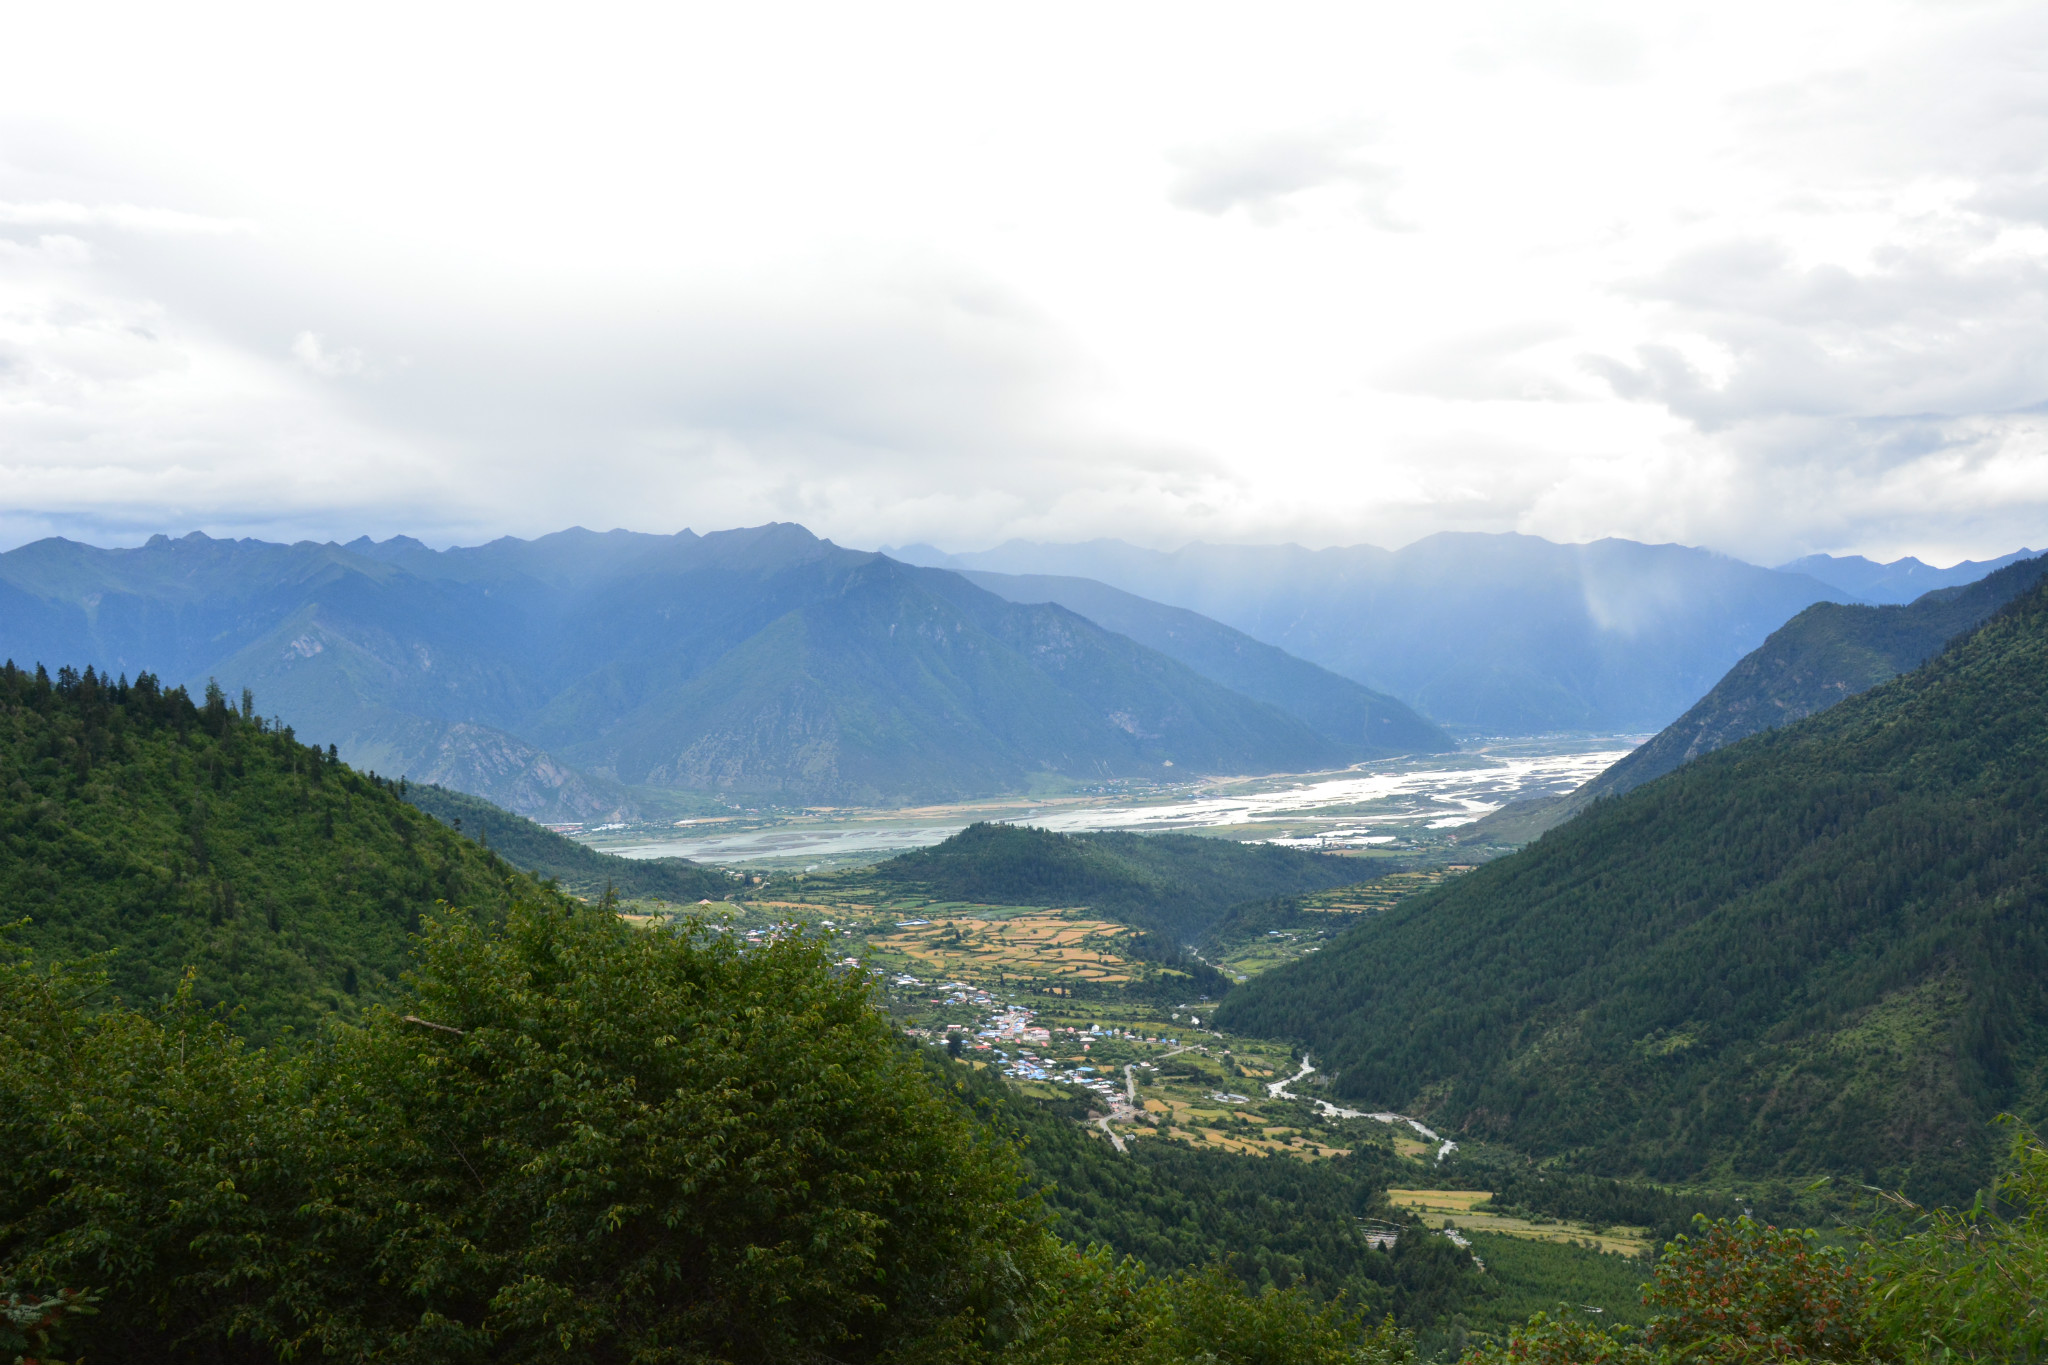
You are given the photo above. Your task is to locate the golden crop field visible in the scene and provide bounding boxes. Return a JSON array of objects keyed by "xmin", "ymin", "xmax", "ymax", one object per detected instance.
[
  {"xmin": 872, "ymin": 913, "xmax": 1141, "ymax": 983},
  {"xmin": 1385, "ymin": 1189, "xmax": 1651, "ymax": 1256}
]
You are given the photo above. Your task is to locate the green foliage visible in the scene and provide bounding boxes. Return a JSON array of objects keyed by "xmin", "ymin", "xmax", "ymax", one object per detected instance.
[
  {"xmin": 1860, "ymin": 1117, "xmax": 2048, "ymax": 1360},
  {"xmin": 1639, "ymin": 1219, "xmax": 1874, "ymax": 1361},
  {"xmin": 1462, "ymin": 1219, "xmax": 1876, "ymax": 1365},
  {"xmin": 1011, "ymin": 1249, "xmax": 1416, "ymax": 1365},
  {"xmin": 0, "ymin": 662, "xmax": 519, "ymax": 1040},
  {"xmin": 0, "ymin": 897, "xmax": 1046, "ymax": 1363},
  {"xmin": 1462, "ymin": 1235, "xmax": 1654, "ymax": 1335},
  {"xmin": 1220, "ymin": 581, "xmax": 2048, "ymax": 1199},
  {"xmin": 1465, "ymin": 1123, "xmax": 2048, "ymax": 1365},
  {"xmin": 402, "ymin": 781, "xmax": 731, "ymax": 902},
  {"xmin": 0, "ymin": 1287, "xmax": 97, "ymax": 1365},
  {"xmin": 866, "ymin": 822, "xmax": 1371, "ymax": 944},
  {"xmin": 1463, "ymin": 1308, "xmax": 1656, "ymax": 1365}
]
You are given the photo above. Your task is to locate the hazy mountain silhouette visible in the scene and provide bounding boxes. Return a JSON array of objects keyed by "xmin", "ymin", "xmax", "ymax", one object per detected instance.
[
  {"xmin": 1778, "ymin": 548, "xmax": 2040, "ymax": 605},
  {"xmin": 892, "ymin": 533, "xmax": 1849, "ymax": 734},
  {"xmin": 0, "ymin": 525, "xmax": 1400, "ymax": 816}
]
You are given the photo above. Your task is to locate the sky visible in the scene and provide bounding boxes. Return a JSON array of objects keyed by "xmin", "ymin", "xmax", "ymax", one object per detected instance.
[{"xmin": 1, "ymin": 1, "xmax": 2045, "ymax": 566}]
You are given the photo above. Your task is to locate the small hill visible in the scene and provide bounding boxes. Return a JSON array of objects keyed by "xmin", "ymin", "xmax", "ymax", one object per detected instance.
[
  {"xmin": 0, "ymin": 663, "xmax": 525, "ymax": 1040},
  {"xmin": 959, "ymin": 569, "xmax": 1453, "ymax": 759},
  {"xmin": 402, "ymin": 783, "xmax": 734, "ymax": 903},
  {"xmin": 862, "ymin": 822, "xmax": 1367, "ymax": 943},
  {"xmin": 1578, "ymin": 553, "xmax": 2048, "ymax": 804},
  {"xmin": 1217, "ymin": 578, "xmax": 2048, "ymax": 1201}
]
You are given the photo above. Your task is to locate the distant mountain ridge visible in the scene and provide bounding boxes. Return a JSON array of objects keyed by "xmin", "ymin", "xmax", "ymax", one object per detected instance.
[
  {"xmin": 1778, "ymin": 548, "xmax": 2042, "ymax": 604},
  {"xmin": 890, "ymin": 534, "xmax": 1853, "ymax": 734},
  {"xmin": 956, "ymin": 569, "xmax": 1452, "ymax": 756},
  {"xmin": 0, "ymin": 525, "xmax": 1399, "ymax": 816}
]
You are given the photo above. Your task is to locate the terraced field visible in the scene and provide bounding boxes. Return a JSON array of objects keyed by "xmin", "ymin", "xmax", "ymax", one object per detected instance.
[{"xmin": 1293, "ymin": 869, "xmax": 1466, "ymax": 912}]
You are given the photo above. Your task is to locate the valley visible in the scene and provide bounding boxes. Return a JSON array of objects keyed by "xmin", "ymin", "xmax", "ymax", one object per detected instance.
[
  {"xmin": 12, "ymin": 7, "xmax": 2045, "ymax": 1350},
  {"xmin": 583, "ymin": 736, "xmax": 1634, "ymax": 871},
  {"xmin": 642, "ymin": 853, "xmax": 1654, "ymax": 1278},
  {"xmin": 8, "ymin": 541, "xmax": 2046, "ymax": 1362}
]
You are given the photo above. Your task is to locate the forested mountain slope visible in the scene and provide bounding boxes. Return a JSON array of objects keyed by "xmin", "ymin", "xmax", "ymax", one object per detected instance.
[
  {"xmin": 863, "ymin": 822, "xmax": 1367, "ymax": 943},
  {"xmin": 402, "ymin": 782, "xmax": 732, "ymax": 903},
  {"xmin": 0, "ymin": 525, "xmax": 1368, "ymax": 815},
  {"xmin": 1577, "ymin": 553, "xmax": 2048, "ymax": 804},
  {"xmin": 958, "ymin": 570, "xmax": 1451, "ymax": 758},
  {"xmin": 1217, "ymin": 579, "xmax": 2048, "ymax": 1201},
  {"xmin": 551, "ymin": 554, "xmax": 1345, "ymax": 803},
  {"xmin": 0, "ymin": 664, "xmax": 523, "ymax": 1040}
]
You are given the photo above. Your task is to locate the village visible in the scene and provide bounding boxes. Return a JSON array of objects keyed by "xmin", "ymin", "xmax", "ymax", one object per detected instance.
[{"xmin": 629, "ymin": 876, "xmax": 1653, "ymax": 1263}]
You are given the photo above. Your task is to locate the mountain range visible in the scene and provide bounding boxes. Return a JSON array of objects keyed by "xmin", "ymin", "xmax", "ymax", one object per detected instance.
[
  {"xmin": 0, "ymin": 525, "xmax": 1425, "ymax": 817},
  {"xmin": 890, "ymin": 534, "xmax": 1858, "ymax": 734},
  {"xmin": 1779, "ymin": 548, "xmax": 2042, "ymax": 604},
  {"xmin": 1217, "ymin": 575, "xmax": 2048, "ymax": 1201},
  {"xmin": 956, "ymin": 570, "xmax": 1451, "ymax": 756}
]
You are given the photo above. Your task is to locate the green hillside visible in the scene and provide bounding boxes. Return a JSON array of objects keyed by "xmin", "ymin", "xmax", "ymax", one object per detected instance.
[
  {"xmin": 1580, "ymin": 551, "xmax": 2048, "ymax": 803},
  {"xmin": 1217, "ymin": 578, "xmax": 2048, "ymax": 1202},
  {"xmin": 402, "ymin": 781, "xmax": 733, "ymax": 902},
  {"xmin": 863, "ymin": 822, "xmax": 1368, "ymax": 943},
  {"xmin": 0, "ymin": 663, "xmax": 523, "ymax": 1041}
]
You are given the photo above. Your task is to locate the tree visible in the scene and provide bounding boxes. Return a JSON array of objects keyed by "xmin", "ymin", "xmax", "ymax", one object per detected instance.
[{"xmin": 1, "ymin": 903, "xmax": 1049, "ymax": 1363}]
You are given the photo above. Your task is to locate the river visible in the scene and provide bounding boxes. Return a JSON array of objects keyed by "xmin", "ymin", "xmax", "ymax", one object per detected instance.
[{"xmin": 590, "ymin": 737, "xmax": 1636, "ymax": 869}]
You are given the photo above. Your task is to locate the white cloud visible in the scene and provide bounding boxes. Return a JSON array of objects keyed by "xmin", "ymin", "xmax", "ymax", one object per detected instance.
[
  {"xmin": 292, "ymin": 330, "xmax": 368, "ymax": 377},
  {"xmin": 0, "ymin": 0, "xmax": 2041, "ymax": 565},
  {"xmin": 1167, "ymin": 129, "xmax": 1405, "ymax": 227},
  {"xmin": 0, "ymin": 199, "xmax": 255, "ymax": 235}
]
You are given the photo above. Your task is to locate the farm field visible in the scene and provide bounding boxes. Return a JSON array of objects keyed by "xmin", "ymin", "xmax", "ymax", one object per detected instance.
[
  {"xmin": 1387, "ymin": 1188, "xmax": 1653, "ymax": 1256},
  {"xmin": 612, "ymin": 865, "xmax": 1489, "ymax": 1178},
  {"xmin": 1296, "ymin": 870, "xmax": 1466, "ymax": 912},
  {"xmin": 870, "ymin": 912, "xmax": 1141, "ymax": 986}
]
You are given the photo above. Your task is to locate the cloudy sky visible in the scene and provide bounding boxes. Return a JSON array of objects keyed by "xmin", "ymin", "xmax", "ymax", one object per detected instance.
[{"xmin": 2, "ymin": 1, "xmax": 2045, "ymax": 564}]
